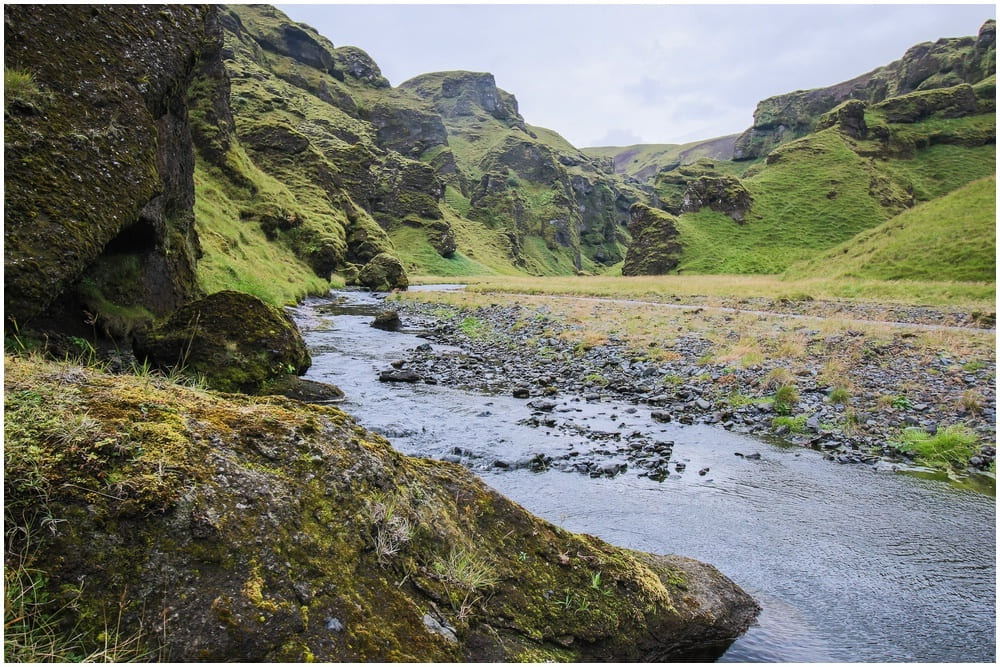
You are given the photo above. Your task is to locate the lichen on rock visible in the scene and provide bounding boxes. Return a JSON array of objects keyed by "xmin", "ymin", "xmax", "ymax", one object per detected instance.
[{"xmin": 4, "ymin": 354, "xmax": 760, "ymax": 662}]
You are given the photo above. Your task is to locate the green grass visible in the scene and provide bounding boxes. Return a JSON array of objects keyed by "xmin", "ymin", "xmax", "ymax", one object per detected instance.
[
  {"xmin": 444, "ymin": 273, "xmax": 994, "ymax": 310},
  {"xmin": 882, "ymin": 142, "xmax": 995, "ymax": 202},
  {"xmin": 785, "ymin": 175, "xmax": 996, "ymax": 282},
  {"xmin": 677, "ymin": 129, "xmax": 893, "ymax": 274},
  {"xmin": 193, "ymin": 159, "xmax": 336, "ymax": 306},
  {"xmin": 895, "ymin": 424, "xmax": 980, "ymax": 470},
  {"xmin": 4, "ymin": 66, "xmax": 39, "ymax": 109}
]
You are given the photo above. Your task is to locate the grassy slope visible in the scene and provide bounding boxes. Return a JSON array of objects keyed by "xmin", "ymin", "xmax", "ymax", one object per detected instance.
[
  {"xmin": 785, "ymin": 175, "xmax": 996, "ymax": 282},
  {"xmin": 672, "ymin": 112, "xmax": 996, "ymax": 275}
]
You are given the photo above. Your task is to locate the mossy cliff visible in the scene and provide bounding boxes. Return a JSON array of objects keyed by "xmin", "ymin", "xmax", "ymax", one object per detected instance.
[
  {"xmin": 733, "ymin": 20, "xmax": 996, "ymax": 160},
  {"xmin": 398, "ymin": 71, "xmax": 638, "ymax": 273},
  {"xmin": 205, "ymin": 5, "xmax": 637, "ymax": 280},
  {"xmin": 4, "ymin": 355, "xmax": 759, "ymax": 661},
  {"xmin": 4, "ymin": 5, "xmax": 219, "ymax": 334}
]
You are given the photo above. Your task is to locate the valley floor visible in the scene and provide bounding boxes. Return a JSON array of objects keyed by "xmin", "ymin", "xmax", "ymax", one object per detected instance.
[{"xmin": 390, "ymin": 278, "xmax": 996, "ymax": 488}]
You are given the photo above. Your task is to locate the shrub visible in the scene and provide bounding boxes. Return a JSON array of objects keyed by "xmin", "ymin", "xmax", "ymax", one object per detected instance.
[
  {"xmin": 772, "ymin": 415, "xmax": 807, "ymax": 433},
  {"xmin": 762, "ymin": 366, "xmax": 794, "ymax": 390}
]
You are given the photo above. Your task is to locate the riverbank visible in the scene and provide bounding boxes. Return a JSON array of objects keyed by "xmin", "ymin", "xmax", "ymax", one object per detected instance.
[{"xmin": 387, "ymin": 287, "xmax": 995, "ymax": 487}]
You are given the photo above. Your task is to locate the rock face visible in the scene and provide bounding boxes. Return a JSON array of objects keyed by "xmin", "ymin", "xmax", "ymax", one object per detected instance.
[
  {"xmin": 733, "ymin": 19, "xmax": 996, "ymax": 159},
  {"xmin": 622, "ymin": 203, "xmax": 683, "ymax": 275},
  {"xmin": 3, "ymin": 5, "xmax": 219, "ymax": 330},
  {"xmin": 399, "ymin": 71, "xmax": 637, "ymax": 272},
  {"xmin": 136, "ymin": 290, "xmax": 311, "ymax": 393},
  {"xmin": 5, "ymin": 355, "xmax": 760, "ymax": 662}
]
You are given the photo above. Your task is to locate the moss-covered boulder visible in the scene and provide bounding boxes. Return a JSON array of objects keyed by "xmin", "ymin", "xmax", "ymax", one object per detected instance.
[
  {"xmin": 4, "ymin": 354, "xmax": 759, "ymax": 662},
  {"xmin": 621, "ymin": 203, "xmax": 683, "ymax": 276},
  {"xmin": 136, "ymin": 290, "xmax": 310, "ymax": 393},
  {"xmin": 357, "ymin": 253, "xmax": 409, "ymax": 292}
]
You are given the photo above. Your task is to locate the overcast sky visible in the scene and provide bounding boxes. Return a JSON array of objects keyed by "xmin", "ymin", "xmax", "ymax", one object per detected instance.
[{"xmin": 276, "ymin": 2, "xmax": 995, "ymax": 147}]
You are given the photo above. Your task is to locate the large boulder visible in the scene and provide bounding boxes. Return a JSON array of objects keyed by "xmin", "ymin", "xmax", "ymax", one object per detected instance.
[
  {"xmin": 357, "ymin": 253, "xmax": 409, "ymax": 292},
  {"xmin": 622, "ymin": 203, "xmax": 683, "ymax": 276},
  {"xmin": 4, "ymin": 354, "xmax": 760, "ymax": 662},
  {"xmin": 136, "ymin": 290, "xmax": 310, "ymax": 393}
]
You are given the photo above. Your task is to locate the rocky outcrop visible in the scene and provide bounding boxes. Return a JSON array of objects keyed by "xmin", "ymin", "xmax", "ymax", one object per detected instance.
[
  {"xmin": 734, "ymin": 20, "xmax": 996, "ymax": 159},
  {"xmin": 871, "ymin": 82, "xmax": 980, "ymax": 122},
  {"xmin": 4, "ymin": 355, "xmax": 759, "ymax": 662},
  {"xmin": 399, "ymin": 70, "xmax": 636, "ymax": 271},
  {"xmin": 400, "ymin": 71, "xmax": 524, "ymax": 128},
  {"xmin": 622, "ymin": 203, "xmax": 683, "ymax": 275},
  {"xmin": 136, "ymin": 290, "xmax": 311, "ymax": 393},
  {"xmin": 357, "ymin": 253, "xmax": 409, "ymax": 292},
  {"xmin": 681, "ymin": 176, "xmax": 753, "ymax": 223},
  {"xmin": 4, "ymin": 5, "xmax": 220, "ymax": 329}
]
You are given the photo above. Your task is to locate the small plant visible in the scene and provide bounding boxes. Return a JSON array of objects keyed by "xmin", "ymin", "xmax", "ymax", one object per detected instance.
[
  {"xmin": 590, "ymin": 571, "xmax": 602, "ymax": 590},
  {"xmin": 5, "ymin": 66, "xmax": 39, "ymax": 108},
  {"xmin": 772, "ymin": 384, "xmax": 799, "ymax": 415},
  {"xmin": 363, "ymin": 493, "xmax": 413, "ymax": 566},
  {"xmin": 762, "ymin": 366, "xmax": 794, "ymax": 390},
  {"xmin": 432, "ymin": 546, "xmax": 498, "ymax": 592},
  {"xmin": 771, "ymin": 415, "xmax": 807, "ymax": 433},
  {"xmin": 432, "ymin": 546, "xmax": 498, "ymax": 618},
  {"xmin": 959, "ymin": 389, "xmax": 984, "ymax": 415},
  {"xmin": 894, "ymin": 424, "xmax": 980, "ymax": 470},
  {"xmin": 458, "ymin": 316, "xmax": 486, "ymax": 340},
  {"xmin": 828, "ymin": 386, "xmax": 851, "ymax": 405}
]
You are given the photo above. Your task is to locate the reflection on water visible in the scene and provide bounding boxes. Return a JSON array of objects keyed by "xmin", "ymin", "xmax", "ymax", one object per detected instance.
[{"xmin": 294, "ymin": 290, "xmax": 996, "ymax": 663}]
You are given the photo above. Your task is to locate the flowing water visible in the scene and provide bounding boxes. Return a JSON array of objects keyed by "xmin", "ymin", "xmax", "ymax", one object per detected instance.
[{"xmin": 293, "ymin": 288, "xmax": 996, "ymax": 662}]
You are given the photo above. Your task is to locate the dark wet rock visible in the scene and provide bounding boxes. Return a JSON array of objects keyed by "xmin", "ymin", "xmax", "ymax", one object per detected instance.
[
  {"xmin": 651, "ymin": 411, "xmax": 672, "ymax": 423},
  {"xmin": 379, "ymin": 368, "xmax": 422, "ymax": 382},
  {"xmin": 261, "ymin": 375, "xmax": 344, "ymax": 403},
  {"xmin": 372, "ymin": 310, "xmax": 402, "ymax": 330},
  {"xmin": 512, "ymin": 386, "xmax": 531, "ymax": 399},
  {"xmin": 528, "ymin": 398, "xmax": 558, "ymax": 412}
]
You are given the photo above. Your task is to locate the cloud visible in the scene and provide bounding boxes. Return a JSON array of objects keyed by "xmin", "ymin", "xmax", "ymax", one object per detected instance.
[
  {"xmin": 277, "ymin": 3, "xmax": 996, "ymax": 147},
  {"xmin": 623, "ymin": 77, "xmax": 671, "ymax": 107},
  {"xmin": 589, "ymin": 128, "xmax": 646, "ymax": 147}
]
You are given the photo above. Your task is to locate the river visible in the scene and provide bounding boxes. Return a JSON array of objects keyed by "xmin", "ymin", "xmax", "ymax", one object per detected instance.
[{"xmin": 292, "ymin": 288, "xmax": 996, "ymax": 662}]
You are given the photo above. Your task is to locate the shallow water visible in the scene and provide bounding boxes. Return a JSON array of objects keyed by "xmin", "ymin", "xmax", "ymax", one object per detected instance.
[{"xmin": 293, "ymin": 289, "xmax": 996, "ymax": 662}]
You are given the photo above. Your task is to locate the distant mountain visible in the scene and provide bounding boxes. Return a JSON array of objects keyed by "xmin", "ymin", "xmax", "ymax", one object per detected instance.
[
  {"xmin": 583, "ymin": 135, "xmax": 739, "ymax": 184},
  {"xmin": 734, "ymin": 20, "xmax": 996, "ymax": 160}
]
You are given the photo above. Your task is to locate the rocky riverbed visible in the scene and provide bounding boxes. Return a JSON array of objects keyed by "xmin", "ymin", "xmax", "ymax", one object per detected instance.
[{"xmin": 375, "ymin": 291, "xmax": 995, "ymax": 481}]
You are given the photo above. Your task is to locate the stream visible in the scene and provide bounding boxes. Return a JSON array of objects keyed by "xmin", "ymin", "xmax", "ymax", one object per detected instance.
[{"xmin": 292, "ymin": 288, "xmax": 996, "ymax": 662}]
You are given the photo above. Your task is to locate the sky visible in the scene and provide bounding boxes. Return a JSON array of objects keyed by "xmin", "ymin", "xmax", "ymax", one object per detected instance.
[{"xmin": 276, "ymin": 2, "xmax": 996, "ymax": 148}]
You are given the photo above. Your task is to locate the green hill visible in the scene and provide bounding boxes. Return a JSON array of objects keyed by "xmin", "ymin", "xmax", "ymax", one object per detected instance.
[
  {"xmin": 633, "ymin": 82, "xmax": 996, "ymax": 276},
  {"xmin": 784, "ymin": 175, "xmax": 996, "ymax": 282}
]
